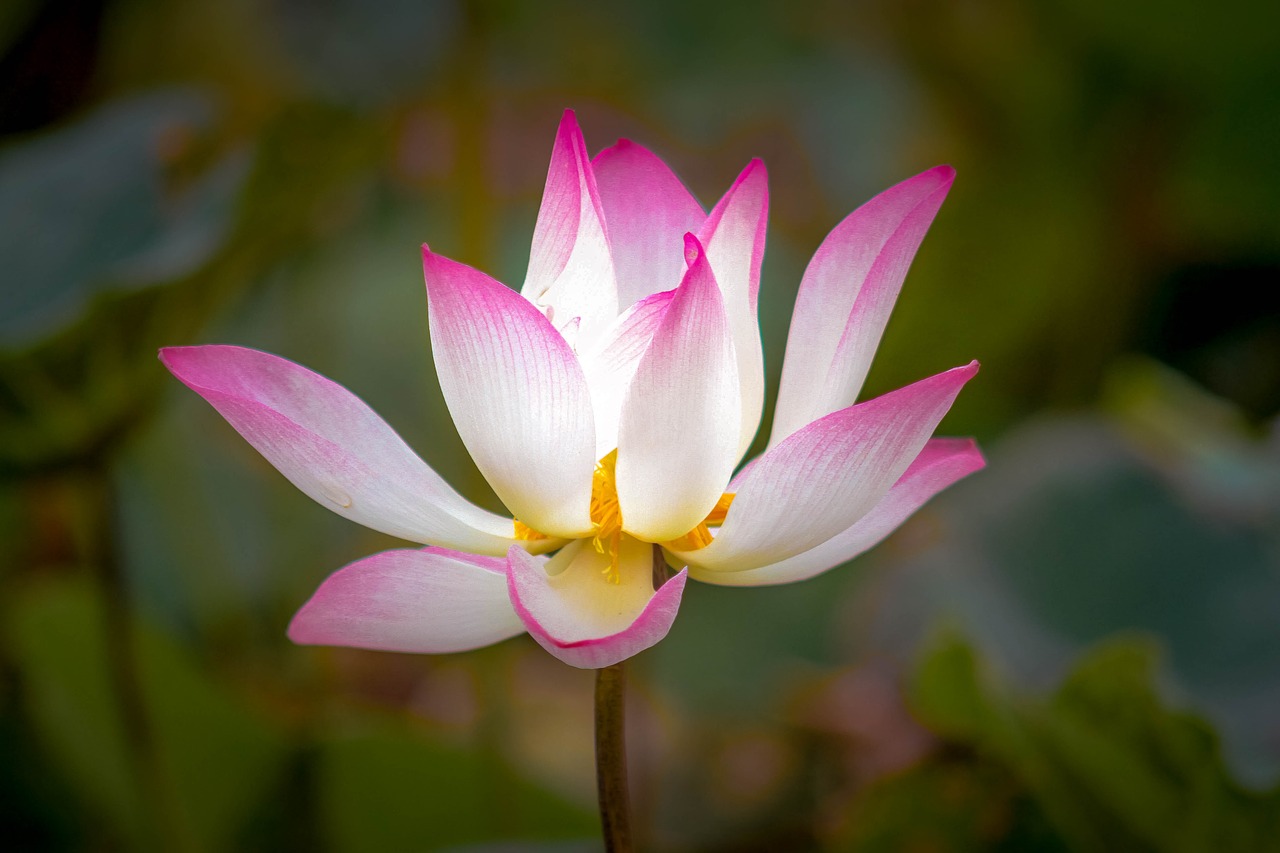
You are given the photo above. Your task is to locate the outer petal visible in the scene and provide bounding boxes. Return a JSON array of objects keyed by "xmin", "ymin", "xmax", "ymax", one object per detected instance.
[
  {"xmin": 698, "ymin": 160, "xmax": 768, "ymax": 459},
  {"xmin": 424, "ymin": 248, "xmax": 596, "ymax": 538},
  {"xmin": 521, "ymin": 110, "xmax": 617, "ymax": 351},
  {"xmin": 692, "ymin": 438, "xmax": 984, "ymax": 586},
  {"xmin": 616, "ymin": 235, "xmax": 741, "ymax": 542},
  {"xmin": 159, "ymin": 345, "xmax": 518, "ymax": 555},
  {"xmin": 288, "ymin": 547, "xmax": 524, "ymax": 653},
  {"xmin": 507, "ymin": 540, "xmax": 688, "ymax": 669},
  {"xmin": 580, "ymin": 288, "xmax": 675, "ymax": 459},
  {"xmin": 770, "ymin": 166, "xmax": 955, "ymax": 447},
  {"xmin": 673, "ymin": 362, "xmax": 978, "ymax": 572},
  {"xmin": 593, "ymin": 139, "xmax": 705, "ymax": 310}
]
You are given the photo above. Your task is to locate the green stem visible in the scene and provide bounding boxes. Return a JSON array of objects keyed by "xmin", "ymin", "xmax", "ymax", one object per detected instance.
[{"xmin": 594, "ymin": 662, "xmax": 632, "ymax": 853}]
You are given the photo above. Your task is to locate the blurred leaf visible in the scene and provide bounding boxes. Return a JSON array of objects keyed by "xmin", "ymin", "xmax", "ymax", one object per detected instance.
[
  {"xmin": 865, "ymin": 412, "xmax": 1280, "ymax": 785},
  {"xmin": 318, "ymin": 716, "xmax": 595, "ymax": 852},
  {"xmin": 5, "ymin": 575, "xmax": 291, "ymax": 851},
  {"xmin": 5, "ymin": 575, "xmax": 143, "ymax": 845},
  {"xmin": 266, "ymin": 0, "xmax": 459, "ymax": 106},
  {"xmin": 910, "ymin": 632, "xmax": 1280, "ymax": 852},
  {"xmin": 0, "ymin": 89, "xmax": 249, "ymax": 350},
  {"xmin": 831, "ymin": 756, "xmax": 1066, "ymax": 853},
  {"xmin": 643, "ymin": 570, "xmax": 852, "ymax": 715}
]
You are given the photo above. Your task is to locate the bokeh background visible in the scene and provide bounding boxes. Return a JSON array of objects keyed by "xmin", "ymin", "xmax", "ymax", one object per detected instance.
[{"xmin": 3, "ymin": 0, "xmax": 1279, "ymax": 850}]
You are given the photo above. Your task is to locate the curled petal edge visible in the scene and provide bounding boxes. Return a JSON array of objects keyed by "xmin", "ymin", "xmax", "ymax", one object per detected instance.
[{"xmin": 506, "ymin": 545, "xmax": 688, "ymax": 669}]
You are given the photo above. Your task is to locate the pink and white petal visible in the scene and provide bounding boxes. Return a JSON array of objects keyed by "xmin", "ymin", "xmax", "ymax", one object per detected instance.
[
  {"xmin": 160, "ymin": 345, "xmax": 517, "ymax": 555},
  {"xmin": 424, "ymin": 248, "xmax": 596, "ymax": 538},
  {"xmin": 692, "ymin": 438, "xmax": 984, "ymax": 586},
  {"xmin": 288, "ymin": 547, "xmax": 524, "ymax": 653},
  {"xmin": 520, "ymin": 110, "xmax": 617, "ymax": 351},
  {"xmin": 580, "ymin": 288, "xmax": 675, "ymax": 459},
  {"xmin": 593, "ymin": 139, "xmax": 705, "ymax": 310},
  {"xmin": 697, "ymin": 160, "xmax": 768, "ymax": 459},
  {"xmin": 507, "ymin": 540, "xmax": 687, "ymax": 669},
  {"xmin": 616, "ymin": 235, "xmax": 741, "ymax": 541},
  {"xmin": 770, "ymin": 166, "xmax": 956, "ymax": 447},
  {"xmin": 674, "ymin": 362, "xmax": 978, "ymax": 572}
]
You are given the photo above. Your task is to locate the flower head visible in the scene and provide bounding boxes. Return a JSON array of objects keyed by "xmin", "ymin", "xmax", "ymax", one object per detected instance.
[{"xmin": 161, "ymin": 111, "xmax": 982, "ymax": 669}]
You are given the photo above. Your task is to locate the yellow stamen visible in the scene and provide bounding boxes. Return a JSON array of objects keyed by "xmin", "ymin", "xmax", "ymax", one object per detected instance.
[
  {"xmin": 590, "ymin": 450, "xmax": 624, "ymax": 583},
  {"xmin": 662, "ymin": 492, "xmax": 735, "ymax": 551},
  {"xmin": 512, "ymin": 458, "xmax": 734, "ymax": 582},
  {"xmin": 513, "ymin": 519, "xmax": 547, "ymax": 541},
  {"xmin": 704, "ymin": 492, "xmax": 735, "ymax": 526}
]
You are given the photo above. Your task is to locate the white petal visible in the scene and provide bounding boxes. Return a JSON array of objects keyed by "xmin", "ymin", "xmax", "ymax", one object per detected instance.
[
  {"xmin": 160, "ymin": 345, "xmax": 519, "ymax": 555},
  {"xmin": 673, "ymin": 363, "xmax": 978, "ymax": 572},
  {"xmin": 580, "ymin": 289, "xmax": 675, "ymax": 459},
  {"xmin": 771, "ymin": 166, "xmax": 955, "ymax": 446},
  {"xmin": 692, "ymin": 438, "xmax": 984, "ymax": 586},
  {"xmin": 616, "ymin": 235, "xmax": 741, "ymax": 542},
  {"xmin": 521, "ymin": 110, "xmax": 618, "ymax": 352},
  {"xmin": 507, "ymin": 540, "xmax": 688, "ymax": 669},
  {"xmin": 698, "ymin": 160, "xmax": 768, "ymax": 459},
  {"xmin": 593, "ymin": 138, "xmax": 705, "ymax": 309},
  {"xmin": 288, "ymin": 547, "xmax": 524, "ymax": 653},
  {"xmin": 423, "ymin": 247, "xmax": 596, "ymax": 538}
]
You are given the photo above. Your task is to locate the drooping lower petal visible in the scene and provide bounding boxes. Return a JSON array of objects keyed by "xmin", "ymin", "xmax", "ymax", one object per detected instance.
[
  {"xmin": 159, "ymin": 345, "xmax": 519, "ymax": 555},
  {"xmin": 520, "ymin": 110, "xmax": 617, "ymax": 351},
  {"xmin": 506, "ymin": 540, "xmax": 688, "ymax": 669},
  {"xmin": 692, "ymin": 438, "xmax": 984, "ymax": 586},
  {"xmin": 423, "ymin": 248, "xmax": 596, "ymax": 539},
  {"xmin": 287, "ymin": 547, "xmax": 525, "ymax": 653},
  {"xmin": 616, "ymin": 235, "xmax": 741, "ymax": 542},
  {"xmin": 593, "ymin": 139, "xmax": 705, "ymax": 310},
  {"xmin": 698, "ymin": 159, "xmax": 768, "ymax": 460},
  {"xmin": 770, "ymin": 166, "xmax": 955, "ymax": 447},
  {"xmin": 673, "ymin": 362, "xmax": 978, "ymax": 573}
]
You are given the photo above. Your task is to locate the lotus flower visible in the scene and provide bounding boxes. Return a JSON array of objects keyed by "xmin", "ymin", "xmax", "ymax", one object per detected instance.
[{"xmin": 161, "ymin": 111, "xmax": 981, "ymax": 669}]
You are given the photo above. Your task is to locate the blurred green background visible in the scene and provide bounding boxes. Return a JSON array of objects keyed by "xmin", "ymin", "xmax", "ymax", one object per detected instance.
[{"xmin": 2, "ymin": 0, "xmax": 1279, "ymax": 850}]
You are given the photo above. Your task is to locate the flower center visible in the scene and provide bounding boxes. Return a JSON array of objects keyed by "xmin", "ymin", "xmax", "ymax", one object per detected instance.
[
  {"xmin": 511, "ymin": 450, "xmax": 735, "ymax": 585},
  {"xmin": 589, "ymin": 450, "xmax": 625, "ymax": 583}
]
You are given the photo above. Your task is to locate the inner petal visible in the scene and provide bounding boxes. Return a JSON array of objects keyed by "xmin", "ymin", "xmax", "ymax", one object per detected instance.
[{"xmin": 516, "ymin": 537, "xmax": 658, "ymax": 643}]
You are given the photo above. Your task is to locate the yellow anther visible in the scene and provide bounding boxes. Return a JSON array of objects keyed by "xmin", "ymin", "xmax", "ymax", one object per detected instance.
[
  {"xmin": 590, "ymin": 450, "xmax": 624, "ymax": 583},
  {"xmin": 662, "ymin": 492, "xmax": 735, "ymax": 552},
  {"xmin": 704, "ymin": 492, "xmax": 735, "ymax": 526},
  {"xmin": 513, "ymin": 519, "xmax": 548, "ymax": 541}
]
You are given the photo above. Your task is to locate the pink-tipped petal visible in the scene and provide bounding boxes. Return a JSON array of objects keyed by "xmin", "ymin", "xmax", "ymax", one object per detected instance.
[
  {"xmin": 693, "ymin": 438, "xmax": 984, "ymax": 586},
  {"xmin": 507, "ymin": 541, "xmax": 688, "ymax": 669},
  {"xmin": 288, "ymin": 547, "xmax": 524, "ymax": 653},
  {"xmin": 424, "ymin": 248, "xmax": 596, "ymax": 538},
  {"xmin": 616, "ymin": 235, "xmax": 741, "ymax": 541},
  {"xmin": 770, "ymin": 166, "xmax": 955, "ymax": 447},
  {"xmin": 593, "ymin": 139, "xmax": 706, "ymax": 310},
  {"xmin": 674, "ymin": 362, "xmax": 978, "ymax": 572},
  {"xmin": 698, "ymin": 159, "xmax": 768, "ymax": 460},
  {"xmin": 521, "ymin": 110, "xmax": 617, "ymax": 350},
  {"xmin": 159, "ymin": 345, "xmax": 517, "ymax": 554},
  {"xmin": 580, "ymin": 288, "xmax": 675, "ymax": 459}
]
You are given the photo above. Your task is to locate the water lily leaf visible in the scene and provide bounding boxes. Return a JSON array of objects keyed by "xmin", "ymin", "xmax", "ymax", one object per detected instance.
[
  {"xmin": 863, "ymin": 409, "xmax": 1280, "ymax": 785},
  {"xmin": 0, "ymin": 89, "xmax": 249, "ymax": 350},
  {"xmin": 909, "ymin": 631, "xmax": 1280, "ymax": 852}
]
